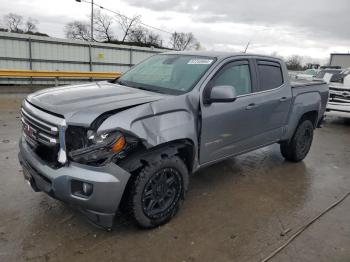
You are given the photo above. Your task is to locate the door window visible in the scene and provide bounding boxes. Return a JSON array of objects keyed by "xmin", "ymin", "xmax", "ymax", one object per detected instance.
[
  {"xmin": 211, "ymin": 63, "xmax": 252, "ymax": 96},
  {"xmin": 257, "ymin": 61, "xmax": 284, "ymax": 91}
]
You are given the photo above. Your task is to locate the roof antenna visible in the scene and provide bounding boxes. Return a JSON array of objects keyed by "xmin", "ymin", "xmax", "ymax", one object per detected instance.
[{"xmin": 243, "ymin": 41, "xmax": 250, "ymax": 53}]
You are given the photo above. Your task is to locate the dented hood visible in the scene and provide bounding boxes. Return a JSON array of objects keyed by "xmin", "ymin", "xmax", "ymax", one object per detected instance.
[{"xmin": 26, "ymin": 81, "xmax": 165, "ymax": 126}]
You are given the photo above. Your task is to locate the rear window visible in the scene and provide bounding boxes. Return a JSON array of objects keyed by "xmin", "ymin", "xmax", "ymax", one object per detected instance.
[{"xmin": 257, "ymin": 61, "xmax": 284, "ymax": 91}]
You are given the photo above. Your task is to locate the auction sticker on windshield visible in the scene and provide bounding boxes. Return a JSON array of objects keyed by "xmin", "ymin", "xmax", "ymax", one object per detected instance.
[{"xmin": 187, "ymin": 59, "xmax": 213, "ymax": 65}]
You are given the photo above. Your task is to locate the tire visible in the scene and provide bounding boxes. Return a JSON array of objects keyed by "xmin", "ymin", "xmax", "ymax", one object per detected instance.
[
  {"xmin": 126, "ymin": 155, "xmax": 189, "ymax": 228},
  {"xmin": 280, "ymin": 119, "xmax": 314, "ymax": 162}
]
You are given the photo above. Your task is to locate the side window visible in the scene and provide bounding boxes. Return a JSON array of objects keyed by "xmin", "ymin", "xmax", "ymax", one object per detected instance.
[
  {"xmin": 212, "ymin": 63, "xmax": 252, "ymax": 96},
  {"xmin": 257, "ymin": 61, "xmax": 284, "ymax": 91}
]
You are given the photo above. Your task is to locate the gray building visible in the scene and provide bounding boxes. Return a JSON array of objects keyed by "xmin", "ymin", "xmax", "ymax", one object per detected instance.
[{"xmin": 329, "ymin": 53, "xmax": 350, "ymax": 69}]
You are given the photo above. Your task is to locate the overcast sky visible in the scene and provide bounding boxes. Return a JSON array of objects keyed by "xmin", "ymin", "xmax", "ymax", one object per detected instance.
[{"xmin": 0, "ymin": 0, "xmax": 349, "ymax": 64}]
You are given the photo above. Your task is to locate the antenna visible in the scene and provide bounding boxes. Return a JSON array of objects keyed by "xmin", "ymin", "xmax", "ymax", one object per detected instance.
[{"xmin": 243, "ymin": 42, "xmax": 250, "ymax": 53}]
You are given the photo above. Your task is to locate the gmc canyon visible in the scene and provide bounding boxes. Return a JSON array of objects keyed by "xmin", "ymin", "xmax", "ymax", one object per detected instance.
[{"xmin": 18, "ymin": 51, "xmax": 329, "ymax": 230}]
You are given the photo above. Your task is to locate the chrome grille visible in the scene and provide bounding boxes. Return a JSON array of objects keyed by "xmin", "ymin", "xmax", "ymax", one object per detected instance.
[
  {"xmin": 21, "ymin": 100, "xmax": 67, "ymax": 165},
  {"xmin": 21, "ymin": 108, "xmax": 59, "ymax": 146},
  {"xmin": 329, "ymin": 87, "xmax": 350, "ymax": 104}
]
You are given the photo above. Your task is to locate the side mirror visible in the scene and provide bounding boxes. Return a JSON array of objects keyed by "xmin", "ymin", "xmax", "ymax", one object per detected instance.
[{"xmin": 206, "ymin": 85, "xmax": 237, "ymax": 104}]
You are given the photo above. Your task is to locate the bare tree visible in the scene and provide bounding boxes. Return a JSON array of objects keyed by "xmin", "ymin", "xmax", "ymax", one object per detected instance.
[
  {"xmin": 118, "ymin": 15, "xmax": 141, "ymax": 42},
  {"xmin": 127, "ymin": 26, "xmax": 147, "ymax": 43},
  {"xmin": 4, "ymin": 13, "xmax": 23, "ymax": 32},
  {"xmin": 286, "ymin": 55, "xmax": 303, "ymax": 71},
  {"xmin": 126, "ymin": 26, "xmax": 163, "ymax": 46},
  {"xmin": 2, "ymin": 13, "xmax": 48, "ymax": 36},
  {"xmin": 65, "ymin": 21, "xmax": 91, "ymax": 41},
  {"xmin": 93, "ymin": 10, "xmax": 114, "ymax": 42},
  {"xmin": 194, "ymin": 42, "xmax": 201, "ymax": 50},
  {"xmin": 25, "ymin": 17, "xmax": 38, "ymax": 33},
  {"xmin": 146, "ymin": 31, "xmax": 161, "ymax": 46},
  {"xmin": 170, "ymin": 32, "xmax": 199, "ymax": 51}
]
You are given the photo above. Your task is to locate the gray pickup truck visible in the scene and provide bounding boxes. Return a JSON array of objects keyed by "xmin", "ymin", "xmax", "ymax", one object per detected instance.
[{"xmin": 18, "ymin": 51, "xmax": 328, "ymax": 230}]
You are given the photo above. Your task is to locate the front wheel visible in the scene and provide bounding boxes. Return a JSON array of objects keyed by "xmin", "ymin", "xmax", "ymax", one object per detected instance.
[
  {"xmin": 280, "ymin": 119, "xmax": 314, "ymax": 162},
  {"xmin": 126, "ymin": 155, "xmax": 189, "ymax": 228}
]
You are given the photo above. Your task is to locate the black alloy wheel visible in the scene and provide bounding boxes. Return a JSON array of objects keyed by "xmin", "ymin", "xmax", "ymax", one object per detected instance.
[
  {"xmin": 142, "ymin": 168, "xmax": 182, "ymax": 219},
  {"xmin": 125, "ymin": 154, "xmax": 189, "ymax": 228}
]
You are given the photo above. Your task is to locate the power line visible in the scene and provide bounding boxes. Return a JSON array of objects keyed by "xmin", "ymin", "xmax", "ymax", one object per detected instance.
[{"xmin": 78, "ymin": 0, "xmax": 173, "ymax": 35}]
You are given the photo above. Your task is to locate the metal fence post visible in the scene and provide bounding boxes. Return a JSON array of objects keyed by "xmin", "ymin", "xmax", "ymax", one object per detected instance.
[
  {"xmin": 28, "ymin": 38, "xmax": 33, "ymax": 85},
  {"xmin": 89, "ymin": 43, "xmax": 93, "ymax": 82},
  {"xmin": 129, "ymin": 48, "xmax": 133, "ymax": 68}
]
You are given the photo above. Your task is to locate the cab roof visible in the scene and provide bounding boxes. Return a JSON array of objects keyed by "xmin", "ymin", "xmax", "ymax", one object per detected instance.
[{"xmin": 162, "ymin": 50, "xmax": 282, "ymax": 62}]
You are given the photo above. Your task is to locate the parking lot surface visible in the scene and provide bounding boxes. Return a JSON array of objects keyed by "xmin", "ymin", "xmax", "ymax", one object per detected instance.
[{"xmin": 1, "ymin": 94, "xmax": 349, "ymax": 262}]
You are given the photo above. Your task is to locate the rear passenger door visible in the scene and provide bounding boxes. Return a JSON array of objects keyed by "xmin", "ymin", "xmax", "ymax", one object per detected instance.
[{"xmin": 253, "ymin": 60, "xmax": 292, "ymax": 142}]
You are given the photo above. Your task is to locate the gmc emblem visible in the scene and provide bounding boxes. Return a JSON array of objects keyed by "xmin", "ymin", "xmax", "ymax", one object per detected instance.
[{"xmin": 23, "ymin": 122, "xmax": 36, "ymax": 140}]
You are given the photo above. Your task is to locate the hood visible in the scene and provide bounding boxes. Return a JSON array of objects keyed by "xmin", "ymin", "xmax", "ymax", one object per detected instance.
[{"xmin": 26, "ymin": 81, "xmax": 165, "ymax": 126}]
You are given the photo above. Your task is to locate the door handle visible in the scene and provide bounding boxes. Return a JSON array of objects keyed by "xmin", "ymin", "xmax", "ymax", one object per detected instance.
[
  {"xmin": 246, "ymin": 103, "xmax": 258, "ymax": 110},
  {"xmin": 279, "ymin": 97, "xmax": 288, "ymax": 102}
]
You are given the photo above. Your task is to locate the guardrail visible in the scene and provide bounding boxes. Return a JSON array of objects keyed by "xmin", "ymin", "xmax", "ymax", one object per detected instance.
[
  {"xmin": 0, "ymin": 69, "xmax": 121, "ymax": 86},
  {"xmin": 0, "ymin": 69, "xmax": 120, "ymax": 78}
]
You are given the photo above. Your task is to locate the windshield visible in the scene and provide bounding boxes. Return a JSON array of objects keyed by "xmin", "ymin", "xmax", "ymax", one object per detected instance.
[
  {"xmin": 304, "ymin": 69, "xmax": 317, "ymax": 75},
  {"xmin": 315, "ymin": 71, "xmax": 326, "ymax": 78},
  {"xmin": 116, "ymin": 54, "xmax": 215, "ymax": 94},
  {"xmin": 315, "ymin": 69, "xmax": 341, "ymax": 78}
]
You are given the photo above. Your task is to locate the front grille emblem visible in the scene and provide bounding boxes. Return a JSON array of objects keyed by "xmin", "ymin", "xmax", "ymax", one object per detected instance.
[
  {"xmin": 341, "ymin": 92, "xmax": 350, "ymax": 98},
  {"xmin": 23, "ymin": 122, "xmax": 36, "ymax": 140}
]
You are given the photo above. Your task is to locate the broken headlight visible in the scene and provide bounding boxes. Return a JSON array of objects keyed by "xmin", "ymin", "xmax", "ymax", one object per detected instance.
[{"xmin": 68, "ymin": 130, "xmax": 137, "ymax": 165}]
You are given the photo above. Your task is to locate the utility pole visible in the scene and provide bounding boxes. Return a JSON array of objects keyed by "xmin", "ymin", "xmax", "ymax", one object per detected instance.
[
  {"xmin": 76, "ymin": 0, "xmax": 94, "ymax": 41},
  {"xmin": 90, "ymin": 0, "xmax": 94, "ymax": 41}
]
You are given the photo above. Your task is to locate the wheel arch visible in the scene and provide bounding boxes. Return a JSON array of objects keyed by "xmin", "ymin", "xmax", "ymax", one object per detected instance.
[
  {"xmin": 118, "ymin": 139, "xmax": 195, "ymax": 214},
  {"xmin": 298, "ymin": 110, "xmax": 319, "ymax": 128},
  {"xmin": 283, "ymin": 110, "xmax": 319, "ymax": 142},
  {"xmin": 283, "ymin": 91, "xmax": 322, "ymax": 141},
  {"xmin": 119, "ymin": 138, "xmax": 197, "ymax": 175}
]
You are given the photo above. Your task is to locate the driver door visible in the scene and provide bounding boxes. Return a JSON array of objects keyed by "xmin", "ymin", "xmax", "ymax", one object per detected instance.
[{"xmin": 199, "ymin": 59, "xmax": 264, "ymax": 164}]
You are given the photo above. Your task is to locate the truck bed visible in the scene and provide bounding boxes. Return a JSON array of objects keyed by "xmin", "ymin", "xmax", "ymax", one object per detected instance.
[
  {"xmin": 291, "ymin": 79, "xmax": 326, "ymax": 88},
  {"xmin": 291, "ymin": 79, "xmax": 328, "ymax": 100},
  {"xmin": 290, "ymin": 79, "xmax": 329, "ymax": 125}
]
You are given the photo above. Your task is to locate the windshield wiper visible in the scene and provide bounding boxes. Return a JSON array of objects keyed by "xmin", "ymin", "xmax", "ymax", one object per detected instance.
[
  {"xmin": 131, "ymin": 84, "xmax": 166, "ymax": 94},
  {"xmin": 116, "ymin": 79, "xmax": 130, "ymax": 87},
  {"xmin": 117, "ymin": 79, "xmax": 168, "ymax": 94}
]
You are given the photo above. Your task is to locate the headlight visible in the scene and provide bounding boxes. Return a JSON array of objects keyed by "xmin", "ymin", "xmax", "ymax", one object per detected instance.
[
  {"xmin": 69, "ymin": 131, "xmax": 128, "ymax": 165},
  {"xmin": 88, "ymin": 131, "xmax": 126, "ymax": 151}
]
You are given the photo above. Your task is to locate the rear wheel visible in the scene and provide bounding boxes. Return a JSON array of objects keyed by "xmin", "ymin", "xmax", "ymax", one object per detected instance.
[
  {"xmin": 280, "ymin": 119, "xmax": 314, "ymax": 162},
  {"xmin": 127, "ymin": 155, "xmax": 189, "ymax": 228}
]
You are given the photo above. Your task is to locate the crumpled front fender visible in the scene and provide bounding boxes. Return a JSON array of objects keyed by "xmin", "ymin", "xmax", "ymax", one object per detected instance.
[{"xmin": 96, "ymin": 94, "xmax": 199, "ymax": 153}]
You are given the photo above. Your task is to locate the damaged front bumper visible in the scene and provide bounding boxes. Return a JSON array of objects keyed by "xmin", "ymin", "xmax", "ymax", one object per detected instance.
[{"xmin": 18, "ymin": 137, "xmax": 131, "ymax": 229}]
